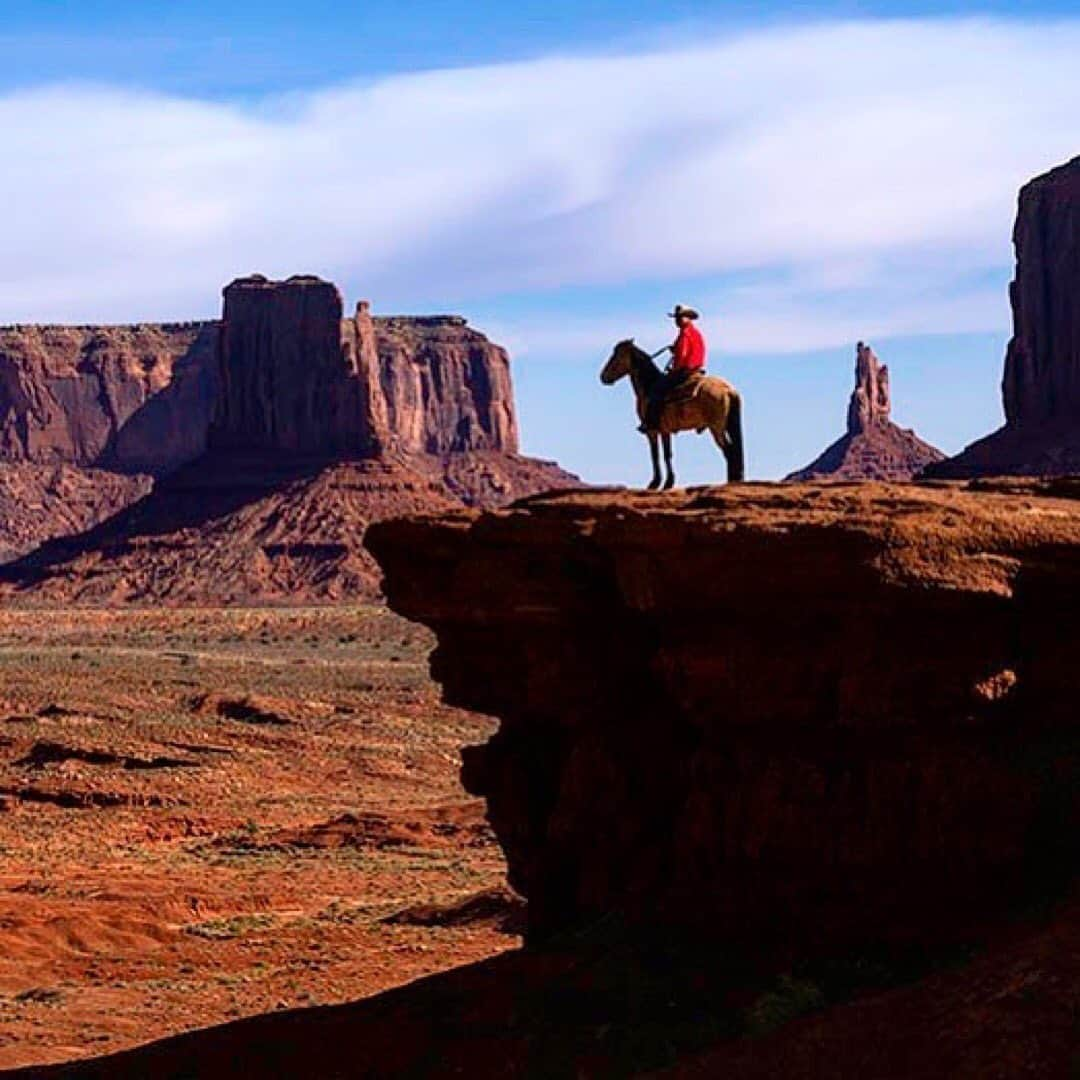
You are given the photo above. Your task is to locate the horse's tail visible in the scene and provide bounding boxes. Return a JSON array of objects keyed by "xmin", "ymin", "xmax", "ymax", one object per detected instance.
[{"xmin": 725, "ymin": 393, "xmax": 745, "ymax": 483}]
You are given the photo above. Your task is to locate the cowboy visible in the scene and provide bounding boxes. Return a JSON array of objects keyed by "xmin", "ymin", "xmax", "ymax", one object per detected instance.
[{"xmin": 641, "ymin": 304, "xmax": 706, "ymax": 431}]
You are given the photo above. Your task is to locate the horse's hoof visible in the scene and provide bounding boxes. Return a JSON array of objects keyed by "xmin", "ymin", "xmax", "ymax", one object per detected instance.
[
  {"xmin": 647, "ymin": 479, "xmax": 661, "ymax": 491},
  {"xmin": 663, "ymin": 477, "xmax": 675, "ymax": 490}
]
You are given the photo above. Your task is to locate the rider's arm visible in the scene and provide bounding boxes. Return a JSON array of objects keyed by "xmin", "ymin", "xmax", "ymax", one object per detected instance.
[{"xmin": 670, "ymin": 329, "xmax": 689, "ymax": 370}]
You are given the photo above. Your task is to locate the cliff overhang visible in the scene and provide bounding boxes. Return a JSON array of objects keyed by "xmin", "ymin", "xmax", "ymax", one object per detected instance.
[{"xmin": 368, "ymin": 482, "xmax": 1080, "ymax": 956}]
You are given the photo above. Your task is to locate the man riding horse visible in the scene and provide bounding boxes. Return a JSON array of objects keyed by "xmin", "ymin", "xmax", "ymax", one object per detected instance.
[
  {"xmin": 600, "ymin": 304, "xmax": 744, "ymax": 489},
  {"xmin": 640, "ymin": 304, "xmax": 706, "ymax": 432}
]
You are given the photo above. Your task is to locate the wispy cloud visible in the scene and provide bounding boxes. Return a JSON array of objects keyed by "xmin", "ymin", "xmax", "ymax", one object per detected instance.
[{"xmin": 0, "ymin": 15, "xmax": 1076, "ymax": 351}]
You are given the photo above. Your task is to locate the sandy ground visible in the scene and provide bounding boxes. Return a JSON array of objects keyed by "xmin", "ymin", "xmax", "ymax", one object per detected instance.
[{"xmin": 0, "ymin": 607, "xmax": 514, "ymax": 1069}]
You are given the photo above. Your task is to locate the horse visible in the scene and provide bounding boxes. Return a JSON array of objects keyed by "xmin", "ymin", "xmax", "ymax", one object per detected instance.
[{"xmin": 599, "ymin": 339, "xmax": 744, "ymax": 489}]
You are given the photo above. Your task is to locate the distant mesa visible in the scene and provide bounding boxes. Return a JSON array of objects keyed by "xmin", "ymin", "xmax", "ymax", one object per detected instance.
[
  {"xmin": 928, "ymin": 155, "xmax": 1080, "ymax": 477},
  {"xmin": 0, "ymin": 274, "xmax": 578, "ymax": 600},
  {"xmin": 0, "ymin": 273, "xmax": 522, "ymax": 475},
  {"xmin": 785, "ymin": 341, "xmax": 944, "ymax": 482}
]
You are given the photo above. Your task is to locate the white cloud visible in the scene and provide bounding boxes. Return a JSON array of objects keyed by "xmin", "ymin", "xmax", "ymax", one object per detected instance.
[
  {"xmin": 492, "ymin": 260, "xmax": 1009, "ymax": 361},
  {"xmin": 0, "ymin": 15, "xmax": 1076, "ymax": 348}
]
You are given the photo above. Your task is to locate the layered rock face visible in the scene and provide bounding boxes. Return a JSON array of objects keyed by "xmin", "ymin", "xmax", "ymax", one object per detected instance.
[
  {"xmin": 0, "ymin": 322, "xmax": 218, "ymax": 473},
  {"xmin": 931, "ymin": 156, "xmax": 1080, "ymax": 476},
  {"xmin": 375, "ymin": 314, "xmax": 517, "ymax": 455},
  {"xmin": 211, "ymin": 275, "xmax": 374, "ymax": 455},
  {"xmin": 1002, "ymin": 157, "xmax": 1080, "ymax": 427},
  {"xmin": 368, "ymin": 484, "xmax": 1080, "ymax": 953},
  {"xmin": 0, "ymin": 276, "xmax": 522, "ymax": 476},
  {"xmin": 211, "ymin": 274, "xmax": 518, "ymax": 459},
  {"xmin": 787, "ymin": 342, "xmax": 944, "ymax": 481},
  {"xmin": 0, "ymin": 275, "xmax": 575, "ymax": 585}
]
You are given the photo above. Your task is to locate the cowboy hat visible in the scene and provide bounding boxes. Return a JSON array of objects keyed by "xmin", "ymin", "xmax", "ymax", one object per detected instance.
[{"xmin": 667, "ymin": 304, "xmax": 699, "ymax": 320}]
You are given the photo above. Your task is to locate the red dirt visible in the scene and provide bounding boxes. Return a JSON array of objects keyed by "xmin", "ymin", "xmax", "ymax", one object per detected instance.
[{"xmin": 0, "ymin": 607, "xmax": 515, "ymax": 1070}]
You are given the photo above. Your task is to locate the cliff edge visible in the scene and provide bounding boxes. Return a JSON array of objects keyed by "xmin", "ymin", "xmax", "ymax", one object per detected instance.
[{"xmin": 369, "ymin": 482, "xmax": 1079, "ymax": 952}]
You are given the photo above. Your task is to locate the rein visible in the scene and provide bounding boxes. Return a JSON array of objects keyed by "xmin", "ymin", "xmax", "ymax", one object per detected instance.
[{"xmin": 627, "ymin": 346, "xmax": 664, "ymax": 401}]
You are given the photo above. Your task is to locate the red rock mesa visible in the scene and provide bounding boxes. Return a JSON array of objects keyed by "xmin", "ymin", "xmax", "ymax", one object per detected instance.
[{"xmin": 930, "ymin": 155, "xmax": 1080, "ymax": 476}]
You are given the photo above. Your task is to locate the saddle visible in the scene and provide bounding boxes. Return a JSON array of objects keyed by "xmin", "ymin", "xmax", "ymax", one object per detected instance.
[{"xmin": 665, "ymin": 370, "xmax": 707, "ymax": 405}]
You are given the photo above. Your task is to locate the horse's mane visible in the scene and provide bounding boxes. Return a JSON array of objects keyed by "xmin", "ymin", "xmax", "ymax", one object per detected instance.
[
  {"xmin": 618, "ymin": 338, "xmax": 653, "ymax": 362},
  {"xmin": 613, "ymin": 338, "xmax": 662, "ymax": 389}
]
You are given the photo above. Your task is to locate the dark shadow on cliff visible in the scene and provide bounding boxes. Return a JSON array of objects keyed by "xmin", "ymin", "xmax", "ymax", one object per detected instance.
[
  {"xmin": 0, "ymin": 932, "xmax": 927, "ymax": 1080},
  {"xmin": 2, "ymin": 934, "xmax": 745, "ymax": 1080},
  {"xmin": 6, "ymin": 893, "xmax": 1078, "ymax": 1080},
  {"xmin": 96, "ymin": 325, "xmax": 220, "ymax": 476}
]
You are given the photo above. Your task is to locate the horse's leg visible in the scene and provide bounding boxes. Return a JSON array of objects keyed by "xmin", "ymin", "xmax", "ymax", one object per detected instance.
[
  {"xmin": 699, "ymin": 391, "xmax": 745, "ymax": 484},
  {"xmin": 647, "ymin": 432, "xmax": 662, "ymax": 490},
  {"xmin": 709, "ymin": 425, "xmax": 732, "ymax": 484},
  {"xmin": 662, "ymin": 432, "xmax": 675, "ymax": 489},
  {"xmin": 722, "ymin": 395, "xmax": 745, "ymax": 483}
]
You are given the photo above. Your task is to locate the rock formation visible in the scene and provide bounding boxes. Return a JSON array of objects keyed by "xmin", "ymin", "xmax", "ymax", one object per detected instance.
[
  {"xmin": 0, "ymin": 275, "xmax": 525, "ymax": 476},
  {"xmin": 374, "ymin": 313, "xmax": 517, "ymax": 455},
  {"xmin": 786, "ymin": 342, "xmax": 944, "ymax": 481},
  {"xmin": 211, "ymin": 275, "xmax": 373, "ymax": 456},
  {"xmin": 0, "ymin": 275, "xmax": 577, "ymax": 586},
  {"xmin": 847, "ymin": 339, "xmax": 891, "ymax": 432},
  {"xmin": 1003, "ymin": 157, "xmax": 1080, "ymax": 428},
  {"xmin": 0, "ymin": 450, "xmax": 574, "ymax": 604},
  {"xmin": 368, "ymin": 483, "xmax": 1079, "ymax": 953},
  {"xmin": 930, "ymin": 156, "xmax": 1080, "ymax": 476},
  {"xmin": 0, "ymin": 322, "xmax": 219, "ymax": 473}
]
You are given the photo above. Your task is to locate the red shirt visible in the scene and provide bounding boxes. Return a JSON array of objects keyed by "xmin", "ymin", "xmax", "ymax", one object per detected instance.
[{"xmin": 672, "ymin": 322, "xmax": 706, "ymax": 372}]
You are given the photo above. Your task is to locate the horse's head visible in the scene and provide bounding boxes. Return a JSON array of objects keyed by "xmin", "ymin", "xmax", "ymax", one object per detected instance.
[{"xmin": 600, "ymin": 339, "xmax": 637, "ymax": 385}]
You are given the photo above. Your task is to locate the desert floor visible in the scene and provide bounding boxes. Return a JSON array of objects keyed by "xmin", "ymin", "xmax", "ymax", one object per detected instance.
[{"xmin": 0, "ymin": 606, "xmax": 514, "ymax": 1069}]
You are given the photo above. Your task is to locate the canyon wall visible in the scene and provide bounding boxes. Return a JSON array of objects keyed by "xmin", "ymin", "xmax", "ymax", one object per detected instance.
[
  {"xmin": 368, "ymin": 483, "xmax": 1080, "ymax": 953},
  {"xmin": 786, "ymin": 342, "xmax": 943, "ymax": 481},
  {"xmin": 0, "ymin": 322, "xmax": 219, "ymax": 474},
  {"xmin": 374, "ymin": 313, "xmax": 518, "ymax": 455},
  {"xmin": 930, "ymin": 155, "xmax": 1080, "ymax": 477}
]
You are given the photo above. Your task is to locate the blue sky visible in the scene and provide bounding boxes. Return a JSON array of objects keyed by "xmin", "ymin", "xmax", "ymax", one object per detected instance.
[{"xmin": 1, "ymin": 2, "xmax": 1078, "ymax": 482}]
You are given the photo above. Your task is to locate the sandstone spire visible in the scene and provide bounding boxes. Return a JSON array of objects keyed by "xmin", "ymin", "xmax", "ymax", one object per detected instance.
[
  {"xmin": 846, "ymin": 341, "xmax": 891, "ymax": 434},
  {"xmin": 786, "ymin": 341, "xmax": 943, "ymax": 482}
]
